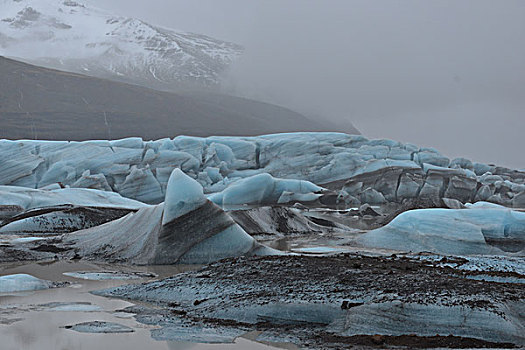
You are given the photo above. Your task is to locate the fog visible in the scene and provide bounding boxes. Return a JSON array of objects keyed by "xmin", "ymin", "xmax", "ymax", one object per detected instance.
[{"xmin": 90, "ymin": 0, "xmax": 525, "ymax": 169}]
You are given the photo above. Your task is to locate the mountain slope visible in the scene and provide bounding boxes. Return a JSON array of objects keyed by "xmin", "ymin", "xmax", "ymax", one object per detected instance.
[
  {"xmin": 0, "ymin": 0, "xmax": 242, "ymax": 89},
  {"xmin": 0, "ymin": 56, "xmax": 358, "ymax": 140}
]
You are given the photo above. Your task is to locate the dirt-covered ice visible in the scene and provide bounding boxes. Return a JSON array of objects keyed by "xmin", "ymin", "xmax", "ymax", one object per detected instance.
[{"xmin": 97, "ymin": 253, "xmax": 525, "ymax": 349}]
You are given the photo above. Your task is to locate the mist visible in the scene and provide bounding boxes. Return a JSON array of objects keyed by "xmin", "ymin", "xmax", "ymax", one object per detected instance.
[{"xmin": 89, "ymin": 0, "xmax": 525, "ymax": 169}]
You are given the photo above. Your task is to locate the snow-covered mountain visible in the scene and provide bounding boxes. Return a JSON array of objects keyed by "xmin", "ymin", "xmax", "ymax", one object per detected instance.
[{"xmin": 0, "ymin": 0, "xmax": 243, "ymax": 88}]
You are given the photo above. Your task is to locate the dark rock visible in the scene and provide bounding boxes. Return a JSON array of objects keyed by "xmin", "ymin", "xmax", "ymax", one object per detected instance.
[{"xmin": 358, "ymin": 204, "xmax": 380, "ymax": 217}]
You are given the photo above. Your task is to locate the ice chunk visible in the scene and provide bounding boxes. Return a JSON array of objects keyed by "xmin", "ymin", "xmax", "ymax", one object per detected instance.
[
  {"xmin": 396, "ymin": 172, "xmax": 423, "ymax": 199},
  {"xmin": 473, "ymin": 162, "xmax": 494, "ymax": 176},
  {"xmin": 110, "ymin": 137, "xmax": 143, "ymax": 149},
  {"xmin": 157, "ymin": 169, "xmax": 276, "ymax": 263},
  {"xmin": 70, "ymin": 170, "xmax": 112, "ymax": 191},
  {"xmin": 442, "ymin": 198, "xmax": 464, "ymax": 209},
  {"xmin": 513, "ymin": 191, "xmax": 525, "ymax": 208},
  {"xmin": 475, "ymin": 185, "xmax": 493, "ymax": 202},
  {"xmin": 209, "ymin": 173, "xmax": 323, "ymax": 206},
  {"xmin": 65, "ymin": 169, "xmax": 277, "ymax": 264},
  {"xmin": 177, "ymin": 225, "xmax": 257, "ymax": 264},
  {"xmin": 206, "ymin": 137, "xmax": 257, "ymax": 165},
  {"xmin": 277, "ymin": 191, "xmax": 320, "ymax": 204},
  {"xmin": 143, "ymin": 150, "xmax": 199, "ymax": 173},
  {"xmin": 465, "ymin": 201, "xmax": 506, "ymax": 209},
  {"xmin": 444, "ymin": 175, "xmax": 477, "ymax": 203},
  {"xmin": 42, "ymin": 302, "xmax": 101, "ymax": 312},
  {"xmin": 0, "ymin": 211, "xmax": 87, "ymax": 235},
  {"xmin": 115, "ymin": 166, "xmax": 163, "ymax": 204},
  {"xmin": 0, "ymin": 155, "xmax": 43, "ymax": 186},
  {"xmin": 162, "ymin": 168, "xmax": 207, "ymax": 225},
  {"xmin": 291, "ymin": 246, "xmax": 346, "ymax": 254},
  {"xmin": 449, "ymin": 157, "xmax": 474, "ymax": 170},
  {"xmin": 359, "ymin": 206, "xmax": 525, "ymax": 255},
  {"xmin": 64, "ymin": 321, "xmax": 134, "ymax": 333},
  {"xmin": 63, "ymin": 271, "xmax": 156, "ymax": 280},
  {"xmin": 5, "ymin": 237, "xmax": 45, "ymax": 244},
  {"xmin": 360, "ymin": 188, "xmax": 387, "ymax": 205},
  {"xmin": 204, "ymin": 167, "xmax": 223, "ymax": 184},
  {"xmin": 414, "ymin": 150, "xmax": 450, "ymax": 167},
  {"xmin": 66, "ymin": 205, "xmax": 166, "ymax": 265},
  {"xmin": 337, "ymin": 302, "xmax": 524, "ymax": 345},
  {"xmin": 0, "ymin": 274, "xmax": 52, "ymax": 293},
  {"xmin": 172, "ymin": 136, "xmax": 206, "ymax": 161},
  {"xmin": 229, "ymin": 206, "xmax": 326, "ymax": 236},
  {"xmin": 204, "ymin": 142, "xmax": 235, "ymax": 165},
  {"xmin": 0, "ymin": 186, "xmax": 147, "ymax": 211},
  {"xmin": 480, "ymin": 173, "xmax": 503, "ymax": 185}
]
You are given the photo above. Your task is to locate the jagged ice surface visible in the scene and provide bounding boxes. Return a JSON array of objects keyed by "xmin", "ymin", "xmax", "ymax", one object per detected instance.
[{"xmin": 1, "ymin": 133, "xmax": 523, "ymax": 209}]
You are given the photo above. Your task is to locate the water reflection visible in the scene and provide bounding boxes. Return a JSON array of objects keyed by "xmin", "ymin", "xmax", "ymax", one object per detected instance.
[
  {"xmin": 0, "ymin": 260, "xmax": 294, "ymax": 350},
  {"xmin": 167, "ymin": 336, "xmax": 299, "ymax": 350}
]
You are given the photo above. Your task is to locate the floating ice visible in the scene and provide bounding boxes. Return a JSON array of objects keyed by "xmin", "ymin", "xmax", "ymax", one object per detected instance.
[
  {"xmin": 64, "ymin": 321, "xmax": 134, "ymax": 333},
  {"xmin": 291, "ymin": 246, "xmax": 346, "ymax": 254},
  {"xmin": 63, "ymin": 271, "xmax": 156, "ymax": 281},
  {"xmin": 359, "ymin": 206, "xmax": 525, "ymax": 255},
  {"xmin": 41, "ymin": 302, "xmax": 101, "ymax": 312},
  {"xmin": 0, "ymin": 274, "xmax": 53, "ymax": 293},
  {"xmin": 3, "ymin": 237, "xmax": 45, "ymax": 244}
]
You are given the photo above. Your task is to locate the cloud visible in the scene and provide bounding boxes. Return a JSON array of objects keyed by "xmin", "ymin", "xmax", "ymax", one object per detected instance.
[{"xmin": 89, "ymin": 0, "xmax": 525, "ymax": 168}]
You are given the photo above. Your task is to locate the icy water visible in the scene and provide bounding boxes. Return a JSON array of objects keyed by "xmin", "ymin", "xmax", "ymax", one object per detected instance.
[
  {"xmin": 261, "ymin": 232, "xmax": 398, "ymax": 256},
  {"xmin": 0, "ymin": 260, "xmax": 296, "ymax": 350}
]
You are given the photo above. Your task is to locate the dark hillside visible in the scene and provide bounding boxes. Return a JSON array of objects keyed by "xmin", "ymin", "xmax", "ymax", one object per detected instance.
[{"xmin": 0, "ymin": 56, "xmax": 358, "ymax": 140}]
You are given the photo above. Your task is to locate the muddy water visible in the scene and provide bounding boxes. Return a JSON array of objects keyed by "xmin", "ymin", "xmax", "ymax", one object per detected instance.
[
  {"xmin": 0, "ymin": 260, "xmax": 294, "ymax": 350},
  {"xmin": 261, "ymin": 233, "xmax": 398, "ymax": 256}
]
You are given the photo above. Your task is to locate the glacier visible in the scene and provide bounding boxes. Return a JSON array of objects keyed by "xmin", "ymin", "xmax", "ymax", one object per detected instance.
[
  {"xmin": 0, "ymin": 133, "xmax": 523, "ymax": 349},
  {"xmin": 1, "ymin": 133, "xmax": 523, "ymax": 209},
  {"xmin": 0, "ymin": 132, "xmax": 524, "ymax": 260}
]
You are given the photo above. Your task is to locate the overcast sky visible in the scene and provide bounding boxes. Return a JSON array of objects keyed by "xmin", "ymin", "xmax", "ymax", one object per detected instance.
[{"xmin": 91, "ymin": 0, "xmax": 525, "ymax": 169}]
